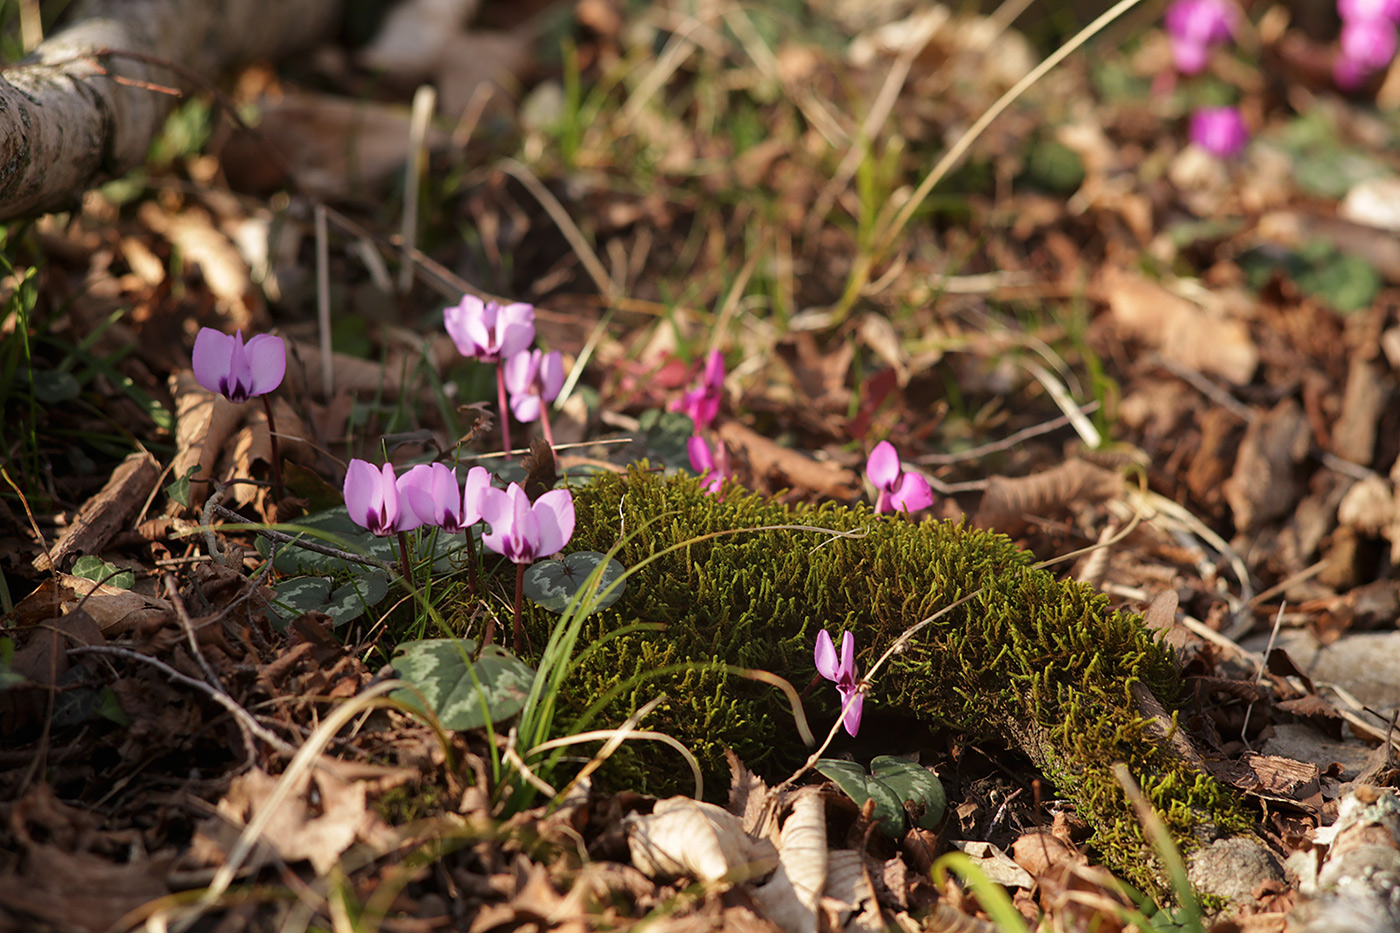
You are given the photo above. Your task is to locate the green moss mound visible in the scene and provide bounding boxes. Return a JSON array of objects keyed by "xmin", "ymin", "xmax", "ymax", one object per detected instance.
[{"xmin": 521, "ymin": 466, "xmax": 1252, "ymax": 900}]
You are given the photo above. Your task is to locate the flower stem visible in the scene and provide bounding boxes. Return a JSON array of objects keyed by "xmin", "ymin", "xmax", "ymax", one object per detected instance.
[
  {"xmin": 512, "ymin": 562, "xmax": 525, "ymax": 654},
  {"xmin": 496, "ymin": 363, "xmax": 513, "ymax": 459},
  {"xmin": 539, "ymin": 404, "xmax": 556, "ymax": 451},
  {"xmin": 260, "ymin": 395, "xmax": 285, "ymax": 501},
  {"xmin": 396, "ymin": 530, "xmax": 414, "ymax": 588},
  {"xmin": 463, "ymin": 527, "xmax": 481, "ymax": 597},
  {"xmin": 874, "ymin": 491, "xmax": 887, "ymax": 515}
]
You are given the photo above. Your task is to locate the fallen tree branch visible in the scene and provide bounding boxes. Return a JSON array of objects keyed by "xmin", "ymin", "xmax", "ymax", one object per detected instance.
[{"xmin": 0, "ymin": 0, "xmax": 344, "ymax": 220}]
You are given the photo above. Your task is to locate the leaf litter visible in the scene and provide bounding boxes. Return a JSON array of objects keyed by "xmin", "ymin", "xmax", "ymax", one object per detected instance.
[{"xmin": 4, "ymin": 0, "xmax": 1400, "ymax": 930}]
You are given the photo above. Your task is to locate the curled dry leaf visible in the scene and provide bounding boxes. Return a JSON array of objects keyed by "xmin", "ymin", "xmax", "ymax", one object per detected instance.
[
  {"xmin": 823, "ymin": 850, "xmax": 884, "ymax": 933},
  {"xmin": 625, "ymin": 797, "xmax": 777, "ymax": 885},
  {"xmin": 973, "ymin": 459, "xmax": 1121, "ymax": 535},
  {"xmin": 753, "ymin": 788, "xmax": 827, "ymax": 933}
]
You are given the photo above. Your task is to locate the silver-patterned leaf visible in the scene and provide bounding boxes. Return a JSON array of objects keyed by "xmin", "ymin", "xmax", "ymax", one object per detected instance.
[{"xmin": 389, "ymin": 638, "xmax": 535, "ymax": 731}]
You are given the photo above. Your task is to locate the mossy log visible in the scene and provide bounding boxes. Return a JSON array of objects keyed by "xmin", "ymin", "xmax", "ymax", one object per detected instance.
[{"xmin": 522, "ymin": 467, "xmax": 1275, "ymax": 905}]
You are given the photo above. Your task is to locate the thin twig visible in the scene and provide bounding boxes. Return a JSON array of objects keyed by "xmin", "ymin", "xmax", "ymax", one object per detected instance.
[
  {"xmin": 67, "ymin": 646, "xmax": 299, "ymax": 758},
  {"xmin": 206, "ymin": 502, "xmax": 396, "ymax": 572}
]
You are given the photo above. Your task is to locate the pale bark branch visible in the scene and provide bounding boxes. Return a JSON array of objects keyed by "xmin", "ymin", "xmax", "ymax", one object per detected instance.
[{"xmin": 0, "ymin": 0, "xmax": 345, "ymax": 220}]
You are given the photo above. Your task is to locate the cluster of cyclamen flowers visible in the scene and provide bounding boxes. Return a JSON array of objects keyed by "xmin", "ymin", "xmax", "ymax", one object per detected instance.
[
  {"xmin": 672, "ymin": 350, "xmax": 730, "ymax": 494},
  {"xmin": 1335, "ymin": 0, "xmax": 1400, "ymax": 89},
  {"xmin": 1164, "ymin": 0, "xmax": 1250, "ymax": 158},
  {"xmin": 442, "ymin": 295, "xmax": 564, "ymax": 452}
]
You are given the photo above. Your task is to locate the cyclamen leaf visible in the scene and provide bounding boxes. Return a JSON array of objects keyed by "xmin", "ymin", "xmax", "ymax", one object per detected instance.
[
  {"xmin": 813, "ymin": 759, "xmax": 904, "ymax": 837},
  {"xmin": 326, "ymin": 572, "xmax": 389, "ymax": 625},
  {"xmin": 871, "ymin": 756, "xmax": 947, "ymax": 830},
  {"xmin": 523, "ymin": 551, "xmax": 626, "ymax": 614},
  {"xmin": 390, "ymin": 639, "xmax": 535, "ymax": 731}
]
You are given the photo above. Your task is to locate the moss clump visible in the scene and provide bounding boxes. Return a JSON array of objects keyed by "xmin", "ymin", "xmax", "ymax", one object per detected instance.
[{"xmin": 521, "ymin": 467, "xmax": 1253, "ymax": 900}]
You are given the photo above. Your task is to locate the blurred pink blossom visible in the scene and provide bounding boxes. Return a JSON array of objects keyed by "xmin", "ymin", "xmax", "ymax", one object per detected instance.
[{"xmin": 1189, "ymin": 106, "xmax": 1249, "ymax": 158}]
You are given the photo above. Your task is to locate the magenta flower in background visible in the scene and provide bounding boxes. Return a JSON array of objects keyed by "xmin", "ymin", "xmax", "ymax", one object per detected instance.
[
  {"xmin": 443, "ymin": 296, "xmax": 536, "ymax": 364},
  {"xmin": 1339, "ymin": 0, "xmax": 1400, "ymax": 23},
  {"xmin": 343, "ymin": 460, "xmax": 425, "ymax": 537},
  {"xmin": 1340, "ymin": 16, "xmax": 1398, "ymax": 69},
  {"xmin": 1164, "ymin": 0, "xmax": 1234, "ymax": 73},
  {"xmin": 399, "ymin": 463, "xmax": 492, "ymax": 534},
  {"xmin": 671, "ymin": 350, "xmax": 726, "ymax": 431},
  {"xmin": 504, "ymin": 349, "xmax": 565, "ymax": 423},
  {"xmin": 866, "ymin": 441, "xmax": 933, "ymax": 515},
  {"xmin": 193, "ymin": 328, "xmax": 286, "ymax": 403},
  {"xmin": 478, "ymin": 482, "xmax": 575, "ymax": 564},
  {"xmin": 687, "ymin": 435, "xmax": 729, "ymax": 495},
  {"xmin": 814, "ymin": 629, "xmax": 863, "ymax": 737},
  {"xmin": 1189, "ymin": 106, "xmax": 1249, "ymax": 158}
]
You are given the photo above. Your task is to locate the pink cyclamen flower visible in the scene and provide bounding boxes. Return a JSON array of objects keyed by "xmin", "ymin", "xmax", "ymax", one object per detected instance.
[
  {"xmin": 443, "ymin": 295, "xmax": 536, "ymax": 364},
  {"xmin": 866, "ymin": 441, "xmax": 933, "ymax": 515},
  {"xmin": 687, "ymin": 435, "xmax": 729, "ymax": 495},
  {"xmin": 478, "ymin": 482, "xmax": 575, "ymax": 564},
  {"xmin": 1340, "ymin": 0, "xmax": 1400, "ymax": 23},
  {"xmin": 504, "ymin": 349, "xmax": 565, "ymax": 423},
  {"xmin": 815, "ymin": 629, "xmax": 863, "ymax": 737},
  {"xmin": 1164, "ymin": 0, "xmax": 1234, "ymax": 73},
  {"xmin": 343, "ymin": 460, "xmax": 425, "ymax": 537},
  {"xmin": 1189, "ymin": 106, "xmax": 1249, "ymax": 158},
  {"xmin": 1340, "ymin": 16, "xmax": 1398, "ymax": 69},
  {"xmin": 192, "ymin": 328, "xmax": 286, "ymax": 403},
  {"xmin": 671, "ymin": 350, "xmax": 726, "ymax": 431},
  {"xmin": 399, "ymin": 463, "xmax": 492, "ymax": 534}
]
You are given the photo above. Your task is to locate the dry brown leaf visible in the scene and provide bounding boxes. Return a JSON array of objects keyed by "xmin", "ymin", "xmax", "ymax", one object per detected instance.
[
  {"xmin": 1101, "ymin": 267, "xmax": 1258, "ymax": 386},
  {"xmin": 753, "ymin": 788, "xmax": 826, "ymax": 933},
  {"xmin": 822, "ymin": 850, "xmax": 883, "ymax": 933},
  {"xmin": 138, "ymin": 202, "xmax": 258, "ymax": 328},
  {"xmin": 203, "ymin": 767, "xmax": 381, "ymax": 876},
  {"xmin": 718, "ymin": 421, "xmax": 859, "ymax": 499},
  {"xmin": 168, "ymin": 370, "xmax": 243, "ymax": 515},
  {"xmin": 625, "ymin": 797, "xmax": 777, "ymax": 885},
  {"xmin": 973, "ymin": 459, "xmax": 1121, "ymax": 535},
  {"xmin": 1224, "ymin": 398, "xmax": 1311, "ymax": 533},
  {"xmin": 727, "ymin": 749, "xmax": 778, "ymax": 837},
  {"xmin": 33, "ymin": 574, "xmax": 171, "ymax": 636}
]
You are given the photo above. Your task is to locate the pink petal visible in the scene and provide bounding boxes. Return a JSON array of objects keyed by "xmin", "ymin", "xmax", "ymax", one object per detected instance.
[
  {"xmin": 687, "ymin": 435, "xmax": 715, "ymax": 473},
  {"xmin": 532, "ymin": 488, "xmax": 575, "ymax": 556},
  {"xmin": 538, "ymin": 351, "xmax": 565, "ymax": 400},
  {"xmin": 866, "ymin": 441, "xmax": 901, "ymax": 493},
  {"xmin": 1170, "ymin": 36, "xmax": 1209, "ymax": 74},
  {"xmin": 504, "ymin": 349, "xmax": 539, "ymax": 395},
  {"xmin": 463, "ymin": 466, "xmax": 492, "ymax": 526},
  {"xmin": 495, "ymin": 302, "xmax": 537, "ymax": 358},
  {"xmin": 243, "ymin": 334, "xmax": 286, "ymax": 396},
  {"xmin": 510, "ymin": 392, "xmax": 542, "ymax": 423},
  {"xmin": 192, "ymin": 328, "xmax": 235, "ymax": 397},
  {"xmin": 398, "ymin": 464, "xmax": 438, "ymax": 524},
  {"xmin": 814, "ymin": 629, "xmax": 839, "ymax": 681},
  {"xmin": 343, "ymin": 459, "xmax": 382, "ymax": 532},
  {"xmin": 890, "ymin": 472, "xmax": 933, "ymax": 514},
  {"xmin": 839, "ymin": 688, "xmax": 864, "ymax": 737},
  {"xmin": 384, "ymin": 464, "xmax": 422, "ymax": 532},
  {"xmin": 702, "ymin": 350, "xmax": 725, "ymax": 392},
  {"xmin": 480, "ymin": 483, "xmax": 535, "ymax": 562},
  {"xmin": 838, "ymin": 630, "xmax": 857, "ymax": 682},
  {"xmin": 444, "ymin": 295, "xmax": 487, "ymax": 359}
]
